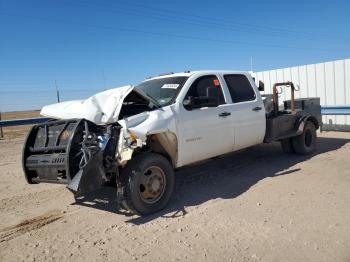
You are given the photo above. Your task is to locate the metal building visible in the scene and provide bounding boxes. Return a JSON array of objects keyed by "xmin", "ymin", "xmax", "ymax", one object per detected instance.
[{"xmin": 254, "ymin": 58, "xmax": 350, "ymax": 131}]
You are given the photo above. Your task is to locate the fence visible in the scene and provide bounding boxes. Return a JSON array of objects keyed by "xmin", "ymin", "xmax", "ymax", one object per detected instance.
[
  {"xmin": 1, "ymin": 106, "xmax": 350, "ymax": 139},
  {"xmin": 254, "ymin": 58, "xmax": 350, "ymax": 131},
  {"xmin": 0, "ymin": 117, "xmax": 51, "ymax": 139}
]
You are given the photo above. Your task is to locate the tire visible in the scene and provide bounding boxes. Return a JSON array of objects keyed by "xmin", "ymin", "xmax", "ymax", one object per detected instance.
[
  {"xmin": 120, "ymin": 153, "xmax": 175, "ymax": 215},
  {"xmin": 292, "ymin": 121, "xmax": 317, "ymax": 155},
  {"xmin": 280, "ymin": 138, "xmax": 294, "ymax": 153}
]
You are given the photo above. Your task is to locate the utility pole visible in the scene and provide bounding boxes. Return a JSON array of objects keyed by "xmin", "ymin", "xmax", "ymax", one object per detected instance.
[{"xmin": 55, "ymin": 80, "xmax": 60, "ymax": 103}]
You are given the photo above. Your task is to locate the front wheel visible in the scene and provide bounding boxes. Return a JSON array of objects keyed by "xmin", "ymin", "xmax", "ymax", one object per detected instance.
[{"xmin": 120, "ymin": 153, "xmax": 175, "ymax": 215}]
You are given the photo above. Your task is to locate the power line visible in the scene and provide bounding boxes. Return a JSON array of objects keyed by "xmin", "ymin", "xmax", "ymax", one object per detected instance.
[
  {"xmin": 76, "ymin": 0, "xmax": 350, "ymax": 42},
  {"xmin": 0, "ymin": 12, "xmax": 344, "ymax": 52},
  {"xmin": 116, "ymin": 1, "xmax": 308, "ymax": 35},
  {"xmin": 75, "ymin": 2, "xmax": 316, "ymax": 42}
]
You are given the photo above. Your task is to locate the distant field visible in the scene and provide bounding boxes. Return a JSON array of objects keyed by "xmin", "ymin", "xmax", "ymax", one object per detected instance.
[
  {"xmin": 1, "ymin": 110, "xmax": 41, "ymax": 139},
  {"xmin": 1, "ymin": 110, "xmax": 40, "ymax": 120}
]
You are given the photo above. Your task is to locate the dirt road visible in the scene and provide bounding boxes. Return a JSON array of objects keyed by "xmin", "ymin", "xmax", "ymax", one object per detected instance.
[{"xmin": 0, "ymin": 132, "xmax": 350, "ymax": 262}]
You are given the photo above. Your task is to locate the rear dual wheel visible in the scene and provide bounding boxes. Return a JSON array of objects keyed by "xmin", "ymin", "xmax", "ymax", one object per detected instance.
[
  {"xmin": 280, "ymin": 138, "xmax": 294, "ymax": 153},
  {"xmin": 280, "ymin": 121, "xmax": 317, "ymax": 155}
]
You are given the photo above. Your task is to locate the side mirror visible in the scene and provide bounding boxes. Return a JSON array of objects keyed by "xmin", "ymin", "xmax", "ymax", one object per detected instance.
[
  {"xmin": 183, "ymin": 96, "xmax": 194, "ymax": 110},
  {"xmin": 258, "ymin": 81, "xmax": 265, "ymax": 91},
  {"xmin": 183, "ymin": 95, "xmax": 219, "ymax": 110},
  {"xmin": 183, "ymin": 96, "xmax": 209, "ymax": 110},
  {"xmin": 183, "ymin": 86, "xmax": 220, "ymax": 110}
]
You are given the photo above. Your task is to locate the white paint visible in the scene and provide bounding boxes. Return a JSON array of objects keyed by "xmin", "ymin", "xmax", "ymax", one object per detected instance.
[
  {"xmin": 119, "ymin": 71, "xmax": 266, "ymax": 168},
  {"xmin": 40, "ymin": 85, "xmax": 134, "ymax": 125}
]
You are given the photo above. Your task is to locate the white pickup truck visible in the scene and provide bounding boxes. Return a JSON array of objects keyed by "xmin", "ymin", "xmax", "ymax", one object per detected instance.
[{"xmin": 23, "ymin": 70, "xmax": 321, "ymax": 215}]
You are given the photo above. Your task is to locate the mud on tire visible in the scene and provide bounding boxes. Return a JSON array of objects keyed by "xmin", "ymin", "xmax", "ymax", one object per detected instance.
[{"xmin": 120, "ymin": 153, "xmax": 175, "ymax": 215}]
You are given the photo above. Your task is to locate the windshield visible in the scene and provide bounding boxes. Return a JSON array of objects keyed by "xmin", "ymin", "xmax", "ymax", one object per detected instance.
[{"xmin": 135, "ymin": 76, "xmax": 189, "ymax": 106}]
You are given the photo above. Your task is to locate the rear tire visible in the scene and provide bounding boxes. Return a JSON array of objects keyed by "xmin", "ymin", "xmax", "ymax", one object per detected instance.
[
  {"xmin": 292, "ymin": 121, "xmax": 317, "ymax": 155},
  {"xmin": 120, "ymin": 153, "xmax": 175, "ymax": 215},
  {"xmin": 280, "ymin": 138, "xmax": 294, "ymax": 153}
]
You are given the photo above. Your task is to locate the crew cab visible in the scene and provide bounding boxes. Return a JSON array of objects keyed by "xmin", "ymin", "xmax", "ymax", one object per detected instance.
[{"xmin": 22, "ymin": 71, "xmax": 321, "ymax": 215}]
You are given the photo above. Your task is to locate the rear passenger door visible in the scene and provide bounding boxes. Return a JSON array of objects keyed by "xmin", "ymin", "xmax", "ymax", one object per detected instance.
[{"xmin": 221, "ymin": 74, "xmax": 266, "ymax": 150}]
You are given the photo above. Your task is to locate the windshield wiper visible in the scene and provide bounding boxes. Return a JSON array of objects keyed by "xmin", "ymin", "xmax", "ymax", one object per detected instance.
[{"xmin": 134, "ymin": 87, "xmax": 161, "ymax": 108}]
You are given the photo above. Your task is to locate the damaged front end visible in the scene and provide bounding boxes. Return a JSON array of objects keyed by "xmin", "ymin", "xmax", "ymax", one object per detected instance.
[
  {"xmin": 22, "ymin": 83, "xmax": 176, "ymax": 198},
  {"xmin": 22, "ymin": 119, "xmax": 120, "ymax": 195}
]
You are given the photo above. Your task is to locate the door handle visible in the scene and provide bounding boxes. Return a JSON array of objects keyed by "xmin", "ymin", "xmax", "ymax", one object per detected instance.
[
  {"xmin": 252, "ymin": 107, "xmax": 262, "ymax": 112},
  {"xmin": 219, "ymin": 112, "xmax": 231, "ymax": 117}
]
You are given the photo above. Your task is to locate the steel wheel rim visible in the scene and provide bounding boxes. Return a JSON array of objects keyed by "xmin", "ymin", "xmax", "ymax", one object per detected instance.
[{"xmin": 139, "ymin": 166, "xmax": 166, "ymax": 204}]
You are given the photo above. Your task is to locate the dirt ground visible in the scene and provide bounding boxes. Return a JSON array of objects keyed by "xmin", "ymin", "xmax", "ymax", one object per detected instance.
[{"xmin": 0, "ymin": 131, "xmax": 350, "ymax": 262}]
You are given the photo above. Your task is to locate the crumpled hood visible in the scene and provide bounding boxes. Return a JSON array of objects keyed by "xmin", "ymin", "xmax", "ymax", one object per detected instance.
[{"xmin": 40, "ymin": 85, "xmax": 134, "ymax": 125}]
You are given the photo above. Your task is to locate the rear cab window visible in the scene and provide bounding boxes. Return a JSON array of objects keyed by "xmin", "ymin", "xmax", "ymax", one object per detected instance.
[{"xmin": 223, "ymin": 74, "xmax": 256, "ymax": 103}]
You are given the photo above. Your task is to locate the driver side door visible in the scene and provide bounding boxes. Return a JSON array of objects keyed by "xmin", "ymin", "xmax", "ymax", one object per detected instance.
[{"xmin": 177, "ymin": 75, "xmax": 235, "ymax": 166}]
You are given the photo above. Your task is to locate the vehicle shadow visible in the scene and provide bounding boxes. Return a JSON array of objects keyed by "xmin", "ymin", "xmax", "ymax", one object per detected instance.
[{"xmin": 72, "ymin": 136, "xmax": 349, "ymax": 224}]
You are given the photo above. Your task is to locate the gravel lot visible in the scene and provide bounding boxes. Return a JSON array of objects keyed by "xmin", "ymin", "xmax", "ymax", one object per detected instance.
[{"xmin": 0, "ymin": 131, "xmax": 350, "ymax": 262}]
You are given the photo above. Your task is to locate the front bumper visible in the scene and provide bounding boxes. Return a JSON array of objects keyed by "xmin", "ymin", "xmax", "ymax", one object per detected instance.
[{"xmin": 22, "ymin": 119, "xmax": 116, "ymax": 195}]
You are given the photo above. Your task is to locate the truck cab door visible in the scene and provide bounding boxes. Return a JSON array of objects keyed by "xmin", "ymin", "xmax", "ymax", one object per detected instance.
[
  {"xmin": 220, "ymin": 74, "xmax": 266, "ymax": 150},
  {"xmin": 176, "ymin": 75, "xmax": 234, "ymax": 166}
]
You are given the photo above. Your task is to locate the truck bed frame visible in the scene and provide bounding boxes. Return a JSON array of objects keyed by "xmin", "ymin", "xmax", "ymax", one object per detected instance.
[{"xmin": 263, "ymin": 82, "xmax": 321, "ymax": 143}]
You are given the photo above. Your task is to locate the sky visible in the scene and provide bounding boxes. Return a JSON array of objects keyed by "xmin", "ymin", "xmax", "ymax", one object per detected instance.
[{"xmin": 0, "ymin": 0, "xmax": 349, "ymax": 111}]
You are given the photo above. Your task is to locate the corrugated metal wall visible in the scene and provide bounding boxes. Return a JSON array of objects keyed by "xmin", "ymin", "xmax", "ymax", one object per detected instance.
[{"xmin": 254, "ymin": 58, "xmax": 350, "ymax": 128}]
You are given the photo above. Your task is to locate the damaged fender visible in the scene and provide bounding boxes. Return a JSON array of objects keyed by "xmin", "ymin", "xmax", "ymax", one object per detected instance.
[{"xmin": 117, "ymin": 106, "xmax": 178, "ymax": 166}]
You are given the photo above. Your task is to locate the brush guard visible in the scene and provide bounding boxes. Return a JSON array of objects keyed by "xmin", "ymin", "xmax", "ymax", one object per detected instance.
[{"xmin": 22, "ymin": 119, "xmax": 120, "ymax": 195}]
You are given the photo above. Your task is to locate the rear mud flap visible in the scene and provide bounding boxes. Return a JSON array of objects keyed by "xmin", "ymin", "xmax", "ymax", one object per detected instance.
[{"xmin": 67, "ymin": 151, "xmax": 106, "ymax": 195}]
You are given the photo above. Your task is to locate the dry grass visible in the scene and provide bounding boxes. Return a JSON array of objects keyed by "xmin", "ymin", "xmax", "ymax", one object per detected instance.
[
  {"xmin": 1, "ymin": 110, "xmax": 40, "ymax": 120},
  {"xmin": 0, "ymin": 110, "xmax": 41, "ymax": 139}
]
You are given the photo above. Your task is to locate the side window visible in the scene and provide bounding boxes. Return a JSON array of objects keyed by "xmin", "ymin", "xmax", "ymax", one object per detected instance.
[
  {"xmin": 224, "ymin": 74, "xmax": 256, "ymax": 103},
  {"xmin": 184, "ymin": 75, "xmax": 225, "ymax": 108}
]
